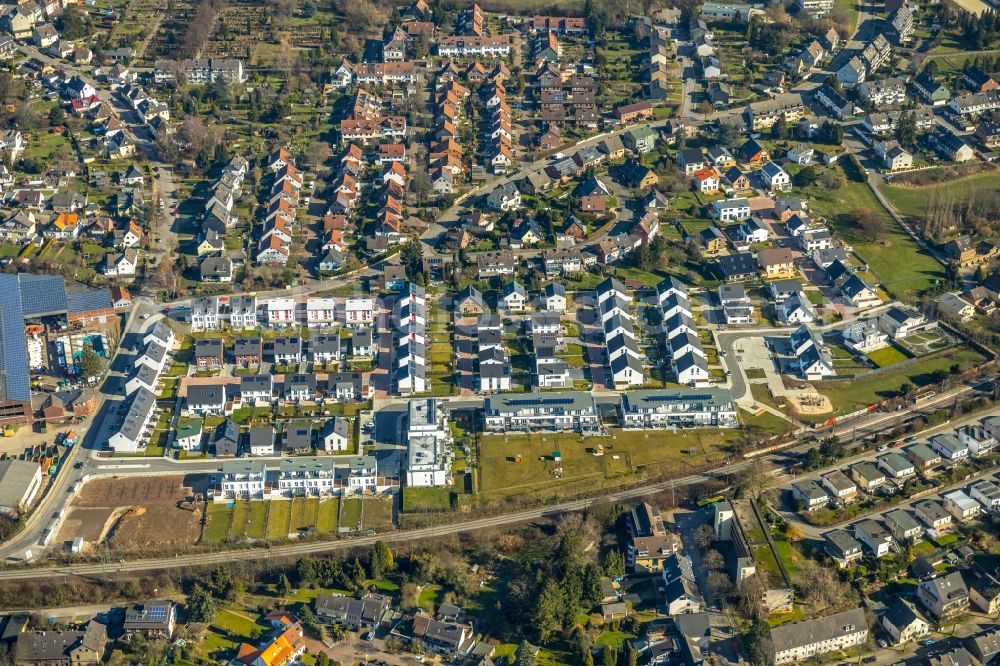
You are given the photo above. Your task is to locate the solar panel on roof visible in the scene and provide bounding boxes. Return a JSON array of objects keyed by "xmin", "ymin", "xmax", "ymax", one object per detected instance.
[
  {"xmin": 0, "ymin": 275, "xmax": 29, "ymax": 402},
  {"xmin": 506, "ymin": 397, "xmax": 574, "ymax": 406},
  {"xmin": 19, "ymin": 274, "xmax": 68, "ymax": 317},
  {"xmin": 67, "ymin": 289, "xmax": 114, "ymax": 313}
]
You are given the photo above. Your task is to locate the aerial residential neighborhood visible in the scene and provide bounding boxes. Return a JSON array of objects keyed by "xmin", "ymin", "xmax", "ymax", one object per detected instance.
[{"xmin": 1, "ymin": 0, "xmax": 1000, "ymax": 663}]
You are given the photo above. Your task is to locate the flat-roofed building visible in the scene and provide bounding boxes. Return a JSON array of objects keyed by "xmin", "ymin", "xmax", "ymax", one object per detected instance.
[
  {"xmin": 849, "ymin": 461, "xmax": 885, "ymax": 492},
  {"xmin": 969, "ymin": 479, "xmax": 1000, "ymax": 512},
  {"xmin": 854, "ymin": 518, "xmax": 894, "ymax": 557},
  {"xmin": 821, "ymin": 470, "xmax": 858, "ymax": 501},
  {"xmin": 618, "ymin": 389, "xmax": 737, "ymax": 429},
  {"xmin": 483, "ymin": 391, "xmax": 599, "ymax": 432}
]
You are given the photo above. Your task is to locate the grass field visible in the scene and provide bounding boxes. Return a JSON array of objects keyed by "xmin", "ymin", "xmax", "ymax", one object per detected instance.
[
  {"xmin": 814, "ymin": 347, "xmax": 985, "ymax": 413},
  {"xmin": 289, "ymin": 497, "xmax": 319, "ymax": 533},
  {"xmin": 362, "ymin": 498, "xmax": 395, "ymax": 529},
  {"xmin": 740, "ymin": 408, "xmax": 795, "ymax": 437},
  {"xmin": 229, "ymin": 501, "xmax": 250, "ymax": 538},
  {"xmin": 478, "ymin": 428, "xmax": 732, "ymax": 498},
  {"xmin": 246, "ymin": 502, "xmax": 268, "ymax": 539},
  {"xmin": 197, "ymin": 494, "xmax": 391, "ymax": 544},
  {"xmin": 867, "ymin": 346, "xmax": 909, "ymax": 368},
  {"xmin": 316, "ymin": 499, "xmax": 339, "ymax": 533},
  {"xmin": 402, "ymin": 486, "xmax": 453, "ymax": 511},
  {"xmin": 265, "ymin": 500, "xmax": 291, "ymax": 539},
  {"xmin": 202, "ymin": 503, "xmax": 233, "ymax": 544},
  {"xmin": 341, "ymin": 498, "xmax": 362, "ymax": 530},
  {"xmin": 807, "ymin": 179, "xmax": 944, "ymax": 301},
  {"xmin": 883, "ymin": 171, "xmax": 1000, "ymax": 219}
]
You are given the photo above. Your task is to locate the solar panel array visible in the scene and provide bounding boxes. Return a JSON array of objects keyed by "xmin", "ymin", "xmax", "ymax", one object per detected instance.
[
  {"xmin": 0, "ymin": 275, "xmax": 29, "ymax": 402},
  {"xmin": 505, "ymin": 397, "xmax": 574, "ymax": 406},
  {"xmin": 18, "ymin": 274, "xmax": 68, "ymax": 317}
]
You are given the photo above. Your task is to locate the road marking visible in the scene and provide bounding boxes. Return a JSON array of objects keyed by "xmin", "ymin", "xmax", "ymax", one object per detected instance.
[{"xmin": 95, "ymin": 464, "xmax": 151, "ymax": 470}]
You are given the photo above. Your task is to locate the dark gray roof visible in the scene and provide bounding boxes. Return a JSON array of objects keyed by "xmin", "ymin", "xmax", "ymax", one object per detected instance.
[
  {"xmin": 117, "ymin": 387, "xmax": 156, "ymax": 442},
  {"xmin": 770, "ymin": 608, "xmax": 868, "ymax": 653},
  {"xmin": 717, "ymin": 252, "xmax": 757, "ymax": 278},
  {"xmin": 247, "ymin": 426, "xmax": 274, "ymax": 449},
  {"xmin": 272, "ymin": 336, "xmax": 302, "ymax": 355},
  {"xmin": 213, "ymin": 420, "xmax": 239, "ymax": 456},
  {"xmin": 233, "ymin": 337, "xmax": 261, "ymax": 356},
  {"xmin": 67, "ymin": 289, "xmax": 113, "ymax": 314},
  {"xmin": 284, "ymin": 426, "xmax": 313, "ymax": 451},
  {"xmin": 187, "ymin": 384, "xmax": 226, "ymax": 406},
  {"xmin": 240, "ymin": 374, "xmax": 272, "ymax": 392},
  {"xmin": 194, "ymin": 338, "xmax": 223, "ymax": 356}
]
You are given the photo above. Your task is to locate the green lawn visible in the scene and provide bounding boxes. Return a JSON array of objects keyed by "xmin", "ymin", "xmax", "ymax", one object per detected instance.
[
  {"xmin": 229, "ymin": 501, "xmax": 250, "ymax": 538},
  {"xmin": 341, "ymin": 498, "xmax": 362, "ymax": 530},
  {"xmin": 212, "ymin": 607, "xmax": 263, "ymax": 641},
  {"xmin": 246, "ymin": 502, "xmax": 268, "ymax": 539},
  {"xmin": 806, "ymin": 178, "xmax": 944, "ymax": 301},
  {"xmin": 316, "ymin": 499, "xmax": 339, "ymax": 534},
  {"xmin": 478, "ymin": 427, "xmax": 732, "ymax": 499},
  {"xmin": 883, "ymin": 171, "xmax": 1000, "ymax": 219},
  {"xmin": 402, "ymin": 486, "xmax": 453, "ymax": 511},
  {"xmin": 867, "ymin": 346, "xmax": 909, "ymax": 368},
  {"xmin": 265, "ymin": 500, "xmax": 291, "ymax": 539},
  {"xmin": 418, "ymin": 584, "xmax": 442, "ymax": 610},
  {"xmin": 814, "ymin": 347, "xmax": 985, "ymax": 413},
  {"xmin": 740, "ymin": 408, "xmax": 795, "ymax": 437},
  {"xmin": 289, "ymin": 497, "xmax": 319, "ymax": 533},
  {"xmin": 202, "ymin": 504, "xmax": 234, "ymax": 544}
]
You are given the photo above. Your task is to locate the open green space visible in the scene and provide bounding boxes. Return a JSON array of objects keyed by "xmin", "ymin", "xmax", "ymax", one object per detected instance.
[
  {"xmin": 246, "ymin": 502, "xmax": 268, "ymax": 540},
  {"xmin": 316, "ymin": 499, "xmax": 339, "ymax": 534},
  {"xmin": 883, "ymin": 170, "xmax": 1000, "ymax": 219},
  {"xmin": 814, "ymin": 346, "xmax": 985, "ymax": 414},
  {"xmin": 202, "ymin": 503, "xmax": 234, "ymax": 544},
  {"xmin": 740, "ymin": 408, "xmax": 795, "ymax": 437},
  {"xmin": 341, "ymin": 497, "xmax": 362, "ymax": 530},
  {"xmin": 402, "ymin": 486, "xmax": 454, "ymax": 511},
  {"xmin": 478, "ymin": 427, "xmax": 731, "ymax": 499},
  {"xmin": 806, "ymin": 178, "xmax": 944, "ymax": 301},
  {"xmin": 265, "ymin": 500, "xmax": 291, "ymax": 539},
  {"xmin": 867, "ymin": 346, "xmax": 909, "ymax": 368}
]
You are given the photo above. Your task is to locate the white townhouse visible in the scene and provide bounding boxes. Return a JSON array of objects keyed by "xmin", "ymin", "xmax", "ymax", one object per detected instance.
[
  {"xmin": 711, "ymin": 198, "xmax": 751, "ymax": 222},
  {"xmin": 344, "ymin": 298, "xmax": 374, "ymax": 326},
  {"xmin": 266, "ymin": 298, "xmax": 296, "ymax": 328},
  {"xmin": 305, "ymin": 297, "xmax": 337, "ymax": 327}
]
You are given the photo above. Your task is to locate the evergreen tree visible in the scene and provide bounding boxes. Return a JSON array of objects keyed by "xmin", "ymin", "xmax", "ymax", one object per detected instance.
[
  {"xmin": 276, "ymin": 573, "xmax": 292, "ymax": 597},
  {"xmin": 531, "ymin": 580, "xmax": 562, "ymax": 644},
  {"xmin": 604, "ymin": 549, "xmax": 626, "ymax": 579},
  {"xmin": 186, "ymin": 585, "xmax": 216, "ymax": 623},
  {"xmin": 515, "ymin": 640, "xmax": 537, "ymax": 666}
]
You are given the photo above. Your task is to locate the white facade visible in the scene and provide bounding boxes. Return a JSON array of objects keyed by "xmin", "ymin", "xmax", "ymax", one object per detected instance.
[
  {"xmin": 266, "ymin": 298, "xmax": 296, "ymax": 328},
  {"xmin": 345, "ymin": 298, "xmax": 375, "ymax": 326},
  {"xmin": 306, "ymin": 298, "xmax": 337, "ymax": 327}
]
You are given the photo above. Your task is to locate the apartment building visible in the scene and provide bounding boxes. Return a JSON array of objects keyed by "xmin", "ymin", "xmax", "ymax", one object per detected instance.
[
  {"xmin": 483, "ymin": 392, "xmax": 599, "ymax": 432},
  {"xmin": 618, "ymin": 389, "xmax": 737, "ymax": 429},
  {"xmin": 770, "ymin": 608, "xmax": 868, "ymax": 664}
]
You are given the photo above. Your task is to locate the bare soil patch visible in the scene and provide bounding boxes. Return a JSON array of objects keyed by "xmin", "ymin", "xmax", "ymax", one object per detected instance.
[{"xmin": 59, "ymin": 476, "xmax": 202, "ymax": 552}]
